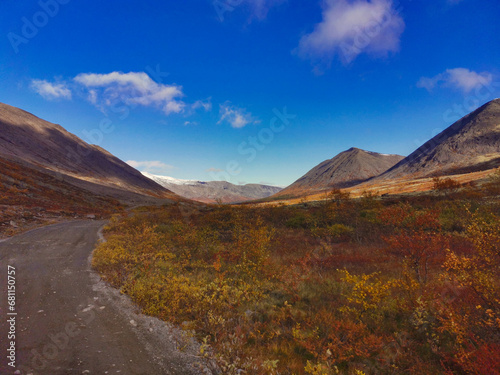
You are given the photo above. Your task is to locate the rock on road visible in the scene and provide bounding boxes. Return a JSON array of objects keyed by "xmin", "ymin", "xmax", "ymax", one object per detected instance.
[{"xmin": 0, "ymin": 220, "xmax": 211, "ymax": 375}]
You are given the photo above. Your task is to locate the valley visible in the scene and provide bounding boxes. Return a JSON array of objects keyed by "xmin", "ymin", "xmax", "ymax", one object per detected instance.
[
  {"xmin": 2, "ymin": 1, "xmax": 499, "ymax": 373},
  {"xmin": 1, "ymin": 99, "xmax": 500, "ymax": 374}
]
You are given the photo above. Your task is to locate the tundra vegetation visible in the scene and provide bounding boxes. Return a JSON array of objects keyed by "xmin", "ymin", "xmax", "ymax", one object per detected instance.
[{"xmin": 93, "ymin": 175, "xmax": 500, "ymax": 374}]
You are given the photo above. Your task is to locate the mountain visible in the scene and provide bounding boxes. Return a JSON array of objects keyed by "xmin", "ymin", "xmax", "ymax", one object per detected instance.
[
  {"xmin": 142, "ymin": 172, "xmax": 282, "ymax": 203},
  {"xmin": 277, "ymin": 148, "xmax": 404, "ymax": 196},
  {"xmin": 0, "ymin": 102, "xmax": 177, "ymax": 204},
  {"xmin": 378, "ymin": 98, "xmax": 500, "ymax": 180}
]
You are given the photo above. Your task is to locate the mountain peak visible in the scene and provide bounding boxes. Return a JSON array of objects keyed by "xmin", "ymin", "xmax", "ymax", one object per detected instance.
[
  {"xmin": 471, "ymin": 98, "xmax": 500, "ymax": 116},
  {"xmin": 378, "ymin": 98, "xmax": 500, "ymax": 179},
  {"xmin": 277, "ymin": 148, "xmax": 404, "ymax": 195},
  {"xmin": 345, "ymin": 147, "xmax": 361, "ymax": 152}
]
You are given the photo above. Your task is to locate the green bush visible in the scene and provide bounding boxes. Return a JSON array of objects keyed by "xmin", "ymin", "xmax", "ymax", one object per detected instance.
[{"xmin": 326, "ymin": 223, "xmax": 354, "ymax": 242}]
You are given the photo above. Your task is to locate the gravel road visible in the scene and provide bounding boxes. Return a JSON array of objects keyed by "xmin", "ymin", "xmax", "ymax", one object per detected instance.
[{"xmin": 0, "ymin": 220, "xmax": 212, "ymax": 375}]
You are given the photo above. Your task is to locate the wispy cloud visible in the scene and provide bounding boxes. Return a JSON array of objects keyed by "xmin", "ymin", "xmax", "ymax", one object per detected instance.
[
  {"xmin": 417, "ymin": 68, "xmax": 493, "ymax": 93},
  {"xmin": 30, "ymin": 79, "xmax": 72, "ymax": 100},
  {"xmin": 192, "ymin": 97, "xmax": 212, "ymax": 112},
  {"xmin": 217, "ymin": 0, "xmax": 285, "ymax": 21},
  {"xmin": 206, "ymin": 167, "xmax": 224, "ymax": 173},
  {"xmin": 297, "ymin": 0, "xmax": 405, "ymax": 68},
  {"xmin": 218, "ymin": 102, "xmax": 259, "ymax": 128},
  {"xmin": 245, "ymin": 0, "xmax": 285, "ymax": 19},
  {"xmin": 126, "ymin": 160, "xmax": 175, "ymax": 173},
  {"xmin": 74, "ymin": 72, "xmax": 185, "ymax": 115}
]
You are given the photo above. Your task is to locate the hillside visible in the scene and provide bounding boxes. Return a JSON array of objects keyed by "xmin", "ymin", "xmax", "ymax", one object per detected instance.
[
  {"xmin": 378, "ymin": 98, "xmax": 500, "ymax": 180},
  {"xmin": 0, "ymin": 102, "xmax": 177, "ymax": 202}
]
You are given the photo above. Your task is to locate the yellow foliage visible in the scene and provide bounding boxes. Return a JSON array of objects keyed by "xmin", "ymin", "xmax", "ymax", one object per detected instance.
[
  {"xmin": 339, "ymin": 270, "xmax": 400, "ymax": 317},
  {"xmin": 305, "ymin": 361, "xmax": 335, "ymax": 375}
]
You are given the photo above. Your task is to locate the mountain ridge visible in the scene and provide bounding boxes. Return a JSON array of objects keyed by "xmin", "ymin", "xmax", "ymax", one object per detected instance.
[
  {"xmin": 143, "ymin": 172, "xmax": 282, "ymax": 203},
  {"xmin": 377, "ymin": 98, "xmax": 500, "ymax": 180},
  {"xmin": 0, "ymin": 102, "xmax": 176, "ymax": 202}
]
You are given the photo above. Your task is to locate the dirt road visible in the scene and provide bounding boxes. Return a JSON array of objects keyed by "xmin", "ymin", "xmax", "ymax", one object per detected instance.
[{"xmin": 0, "ymin": 221, "xmax": 210, "ymax": 375}]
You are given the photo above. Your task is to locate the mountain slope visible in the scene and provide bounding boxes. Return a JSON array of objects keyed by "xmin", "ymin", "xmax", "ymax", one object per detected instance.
[
  {"xmin": 0, "ymin": 102, "xmax": 176, "ymax": 201},
  {"xmin": 277, "ymin": 148, "xmax": 404, "ymax": 196},
  {"xmin": 378, "ymin": 98, "xmax": 500, "ymax": 180},
  {"xmin": 142, "ymin": 172, "xmax": 282, "ymax": 203},
  {"xmin": 0, "ymin": 156, "xmax": 124, "ymax": 235}
]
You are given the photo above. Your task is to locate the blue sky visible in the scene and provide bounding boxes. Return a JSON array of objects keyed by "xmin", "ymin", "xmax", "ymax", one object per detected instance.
[{"xmin": 1, "ymin": 0, "xmax": 499, "ymax": 186}]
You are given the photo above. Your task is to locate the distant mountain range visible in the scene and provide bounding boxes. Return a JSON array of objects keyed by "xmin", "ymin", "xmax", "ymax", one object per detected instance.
[
  {"xmin": 1, "ymin": 98, "xmax": 499, "ymax": 212},
  {"xmin": 272, "ymin": 98, "xmax": 500, "ymax": 199},
  {"xmin": 277, "ymin": 148, "xmax": 404, "ymax": 196},
  {"xmin": 142, "ymin": 172, "xmax": 282, "ymax": 203}
]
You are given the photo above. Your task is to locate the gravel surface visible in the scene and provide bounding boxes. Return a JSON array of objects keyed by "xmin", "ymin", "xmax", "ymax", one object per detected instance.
[{"xmin": 0, "ymin": 220, "xmax": 213, "ymax": 375}]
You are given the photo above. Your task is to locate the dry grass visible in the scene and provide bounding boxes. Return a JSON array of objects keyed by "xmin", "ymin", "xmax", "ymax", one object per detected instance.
[{"xmin": 258, "ymin": 168, "xmax": 500, "ymax": 207}]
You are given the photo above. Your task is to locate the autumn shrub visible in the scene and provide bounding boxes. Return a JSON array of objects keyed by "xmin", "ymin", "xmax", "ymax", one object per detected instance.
[
  {"xmin": 435, "ymin": 211, "xmax": 500, "ymax": 373},
  {"xmin": 433, "ymin": 177, "xmax": 462, "ymax": 193},
  {"xmin": 483, "ymin": 169, "xmax": 500, "ymax": 196},
  {"xmin": 93, "ymin": 191, "xmax": 500, "ymax": 374},
  {"xmin": 380, "ymin": 205, "xmax": 449, "ymax": 283},
  {"xmin": 286, "ymin": 210, "xmax": 315, "ymax": 229},
  {"xmin": 326, "ymin": 223, "xmax": 354, "ymax": 242},
  {"xmin": 338, "ymin": 270, "xmax": 404, "ymax": 322}
]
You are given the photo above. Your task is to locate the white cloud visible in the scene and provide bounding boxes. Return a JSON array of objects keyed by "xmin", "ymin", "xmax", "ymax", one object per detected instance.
[
  {"xmin": 87, "ymin": 89, "xmax": 98, "ymax": 104},
  {"xmin": 217, "ymin": 102, "xmax": 258, "ymax": 128},
  {"xmin": 297, "ymin": 0, "xmax": 405, "ymax": 66},
  {"xmin": 74, "ymin": 71, "xmax": 185, "ymax": 115},
  {"xmin": 417, "ymin": 68, "xmax": 493, "ymax": 93},
  {"xmin": 446, "ymin": 68, "xmax": 493, "ymax": 92},
  {"xmin": 192, "ymin": 98, "xmax": 212, "ymax": 112},
  {"xmin": 126, "ymin": 160, "xmax": 175, "ymax": 173},
  {"xmin": 415, "ymin": 76, "xmax": 440, "ymax": 91},
  {"xmin": 30, "ymin": 79, "xmax": 72, "ymax": 100}
]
